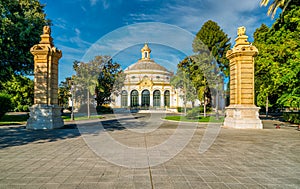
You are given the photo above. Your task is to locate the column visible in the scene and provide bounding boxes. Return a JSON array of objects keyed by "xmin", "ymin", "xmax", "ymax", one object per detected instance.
[
  {"xmin": 138, "ymin": 91, "xmax": 142, "ymax": 107},
  {"xmin": 127, "ymin": 91, "xmax": 131, "ymax": 107},
  {"xmin": 150, "ymin": 91, "xmax": 153, "ymax": 107},
  {"xmin": 161, "ymin": 93, "xmax": 164, "ymax": 108},
  {"xmin": 224, "ymin": 26, "xmax": 262, "ymax": 129},
  {"xmin": 26, "ymin": 26, "xmax": 64, "ymax": 130}
]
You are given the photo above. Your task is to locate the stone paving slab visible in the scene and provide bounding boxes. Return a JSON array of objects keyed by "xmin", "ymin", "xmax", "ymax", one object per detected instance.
[{"xmin": 0, "ymin": 114, "xmax": 299, "ymax": 189}]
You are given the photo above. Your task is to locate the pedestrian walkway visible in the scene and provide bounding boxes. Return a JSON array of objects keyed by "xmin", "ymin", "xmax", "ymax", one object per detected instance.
[{"xmin": 0, "ymin": 113, "xmax": 299, "ymax": 188}]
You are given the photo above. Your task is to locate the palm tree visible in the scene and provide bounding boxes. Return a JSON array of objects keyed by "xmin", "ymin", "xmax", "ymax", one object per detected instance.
[{"xmin": 260, "ymin": 0, "xmax": 292, "ymax": 18}]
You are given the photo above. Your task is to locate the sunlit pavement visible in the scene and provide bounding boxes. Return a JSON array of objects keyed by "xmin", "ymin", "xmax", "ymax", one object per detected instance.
[{"xmin": 0, "ymin": 113, "xmax": 299, "ymax": 189}]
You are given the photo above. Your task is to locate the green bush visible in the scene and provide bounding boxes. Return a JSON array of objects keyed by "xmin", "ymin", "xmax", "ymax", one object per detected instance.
[
  {"xmin": 96, "ymin": 106, "xmax": 113, "ymax": 114},
  {"xmin": 14, "ymin": 104, "xmax": 30, "ymax": 112},
  {"xmin": 16, "ymin": 104, "xmax": 23, "ymax": 112},
  {"xmin": 22, "ymin": 105, "xmax": 30, "ymax": 112},
  {"xmin": 0, "ymin": 92, "xmax": 12, "ymax": 119},
  {"xmin": 178, "ymin": 106, "xmax": 212, "ymax": 114},
  {"xmin": 283, "ymin": 112, "xmax": 300, "ymax": 124},
  {"xmin": 186, "ymin": 107, "xmax": 201, "ymax": 119},
  {"xmin": 177, "ymin": 107, "xmax": 192, "ymax": 113},
  {"xmin": 199, "ymin": 106, "xmax": 212, "ymax": 113}
]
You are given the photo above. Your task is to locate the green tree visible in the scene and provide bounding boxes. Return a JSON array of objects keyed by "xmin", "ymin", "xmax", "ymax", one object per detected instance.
[
  {"xmin": 58, "ymin": 77, "xmax": 71, "ymax": 109},
  {"xmin": 195, "ymin": 20, "xmax": 231, "ymax": 77},
  {"xmin": 254, "ymin": 5, "xmax": 300, "ymax": 110},
  {"xmin": 190, "ymin": 24, "xmax": 226, "ymax": 117},
  {"xmin": 170, "ymin": 65, "xmax": 197, "ymax": 115},
  {"xmin": 73, "ymin": 56, "xmax": 124, "ymax": 117},
  {"xmin": 73, "ymin": 59, "xmax": 101, "ymax": 118},
  {"xmin": 189, "ymin": 52, "xmax": 215, "ymax": 117},
  {"xmin": 0, "ymin": 0, "xmax": 50, "ymax": 83},
  {"xmin": 95, "ymin": 57, "xmax": 124, "ymax": 106},
  {"xmin": 1, "ymin": 75, "xmax": 34, "ymax": 112}
]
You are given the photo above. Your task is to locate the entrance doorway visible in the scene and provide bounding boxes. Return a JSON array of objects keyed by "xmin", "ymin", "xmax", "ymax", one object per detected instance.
[
  {"xmin": 153, "ymin": 90, "xmax": 160, "ymax": 107},
  {"xmin": 141, "ymin": 90, "xmax": 150, "ymax": 108}
]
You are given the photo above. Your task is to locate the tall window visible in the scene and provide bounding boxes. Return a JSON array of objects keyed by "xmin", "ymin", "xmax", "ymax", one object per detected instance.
[
  {"xmin": 153, "ymin": 90, "xmax": 161, "ymax": 107},
  {"xmin": 164, "ymin": 90, "xmax": 170, "ymax": 107},
  {"xmin": 141, "ymin": 90, "xmax": 150, "ymax": 107},
  {"xmin": 130, "ymin": 90, "xmax": 138, "ymax": 107},
  {"xmin": 144, "ymin": 52, "xmax": 148, "ymax": 58},
  {"xmin": 121, "ymin": 90, "xmax": 128, "ymax": 107}
]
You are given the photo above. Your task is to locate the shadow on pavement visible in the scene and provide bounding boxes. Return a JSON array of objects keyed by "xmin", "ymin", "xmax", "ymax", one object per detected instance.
[
  {"xmin": 0, "ymin": 114, "xmax": 148, "ymax": 149},
  {"xmin": 0, "ymin": 124, "xmax": 80, "ymax": 149}
]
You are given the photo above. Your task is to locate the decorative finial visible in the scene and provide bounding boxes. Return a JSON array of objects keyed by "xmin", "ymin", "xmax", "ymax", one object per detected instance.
[
  {"xmin": 237, "ymin": 26, "xmax": 246, "ymax": 36},
  {"xmin": 43, "ymin": 26, "xmax": 51, "ymax": 35}
]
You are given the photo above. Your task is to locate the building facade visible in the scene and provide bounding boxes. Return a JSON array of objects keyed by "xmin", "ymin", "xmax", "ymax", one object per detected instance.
[{"xmin": 112, "ymin": 44, "xmax": 181, "ymax": 109}]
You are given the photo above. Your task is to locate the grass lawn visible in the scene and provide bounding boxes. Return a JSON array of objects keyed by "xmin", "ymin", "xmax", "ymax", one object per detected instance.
[
  {"xmin": 0, "ymin": 114, "xmax": 29, "ymax": 125},
  {"xmin": 62, "ymin": 114, "xmax": 104, "ymax": 121},
  {"xmin": 163, "ymin": 115, "xmax": 224, "ymax": 123}
]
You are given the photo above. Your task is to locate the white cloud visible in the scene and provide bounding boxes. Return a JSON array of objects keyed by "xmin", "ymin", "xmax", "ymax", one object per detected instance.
[
  {"xmin": 90, "ymin": 0, "xmax": 111, "ymax": 9},
  {"xmin": 90, "ymin": 0, "xmax": 98, "ymax": 6},
  {"xmin": 75, "ymin": 28, "xmax": 81, "ymax": 36},
  {"xmin": 53, "ymin": 18, "xmax": 68, "ymax": 30},
  {"xmin": 125, "ymin": 0, "xmax": 266, "ymax": 42},
  {"xmin": 79, "ymin": 23, "xmax": 194, "ymax": 73},
  {"xmin": 102, "ymin": 0, "xmax": 110, "ymax": 9}
]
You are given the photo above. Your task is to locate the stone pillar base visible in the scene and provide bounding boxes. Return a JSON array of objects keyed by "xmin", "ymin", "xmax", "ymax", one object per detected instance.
[
  {"xmin": 224, "ymin": 105, "xmax": 263, "ymax": 129},
  {"xmin": 26, "ymin": 104, "xmax": 64, "ymax": 130}
]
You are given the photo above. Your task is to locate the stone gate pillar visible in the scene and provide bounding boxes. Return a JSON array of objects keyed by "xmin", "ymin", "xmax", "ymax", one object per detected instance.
[
  {"xmin": 223, "ymin": 26, "xmax": 262, "ymax": 129},
  {"xmin": 26, "ymin": 26, "xmax": 64, "ymax": 129}
]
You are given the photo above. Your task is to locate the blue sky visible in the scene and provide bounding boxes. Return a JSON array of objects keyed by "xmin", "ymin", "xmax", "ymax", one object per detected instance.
[{"xmin": 39, "ymin": 0, "xmax": 276, "ymax": 82}]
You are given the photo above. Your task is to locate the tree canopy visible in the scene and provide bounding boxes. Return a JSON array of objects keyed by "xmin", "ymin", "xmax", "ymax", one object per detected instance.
[
  {"xmin": 1, "ymin": 75, "xmax": 33, "ymax": 111},
  {"xmin": 179, "ymin": 20, "xmax": 228, "ymax": 116},
  {"xmin": 194, "ymin": 20, "xmax": 231, "ymax": 77},
  {"xmin": 73, "ymin": 56, "xmax": 124, "ymax": 111},
  {"xmin": 0, "ymin": 0, "xmax": 50, "ymax": 82},
  {"xmin": 58, "ymin": 77, "xmax": 72, "ymax": 109},
  {"xmin": 170, "ymin": 64, "xmax": 197, "ymax": 114},
  {"xmin": 254, "ymin": 4, "xmax": 300, "ymax": 109},
  {"xmin": 94, "ymin": 57, "xmax": 125, "ymax": 106}
]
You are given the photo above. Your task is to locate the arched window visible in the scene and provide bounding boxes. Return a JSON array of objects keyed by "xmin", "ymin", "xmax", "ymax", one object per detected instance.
[
  {"xmin": 153, "ymin": 90, "xmax": 161, "ymax": 107},
  {"xmin": 164, "ymin": 90, "xmax": 170, "ymax": 107},
  {"xmin": 121, "ymin": 90, "xmax": 128, "ymax": 107},
  {"xmin": 144, "ymin": 52, "xmax": 148, "ymax": 58},
  {"xmin": 141, "ymin": 90, "xmax": 150, "ymax": 107},
  {"xmin": 130, "ymin": 90, "xmax": 139, "ymax": 107}
]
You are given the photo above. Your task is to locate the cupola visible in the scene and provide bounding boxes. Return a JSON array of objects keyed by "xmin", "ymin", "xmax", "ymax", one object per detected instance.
[{"xmin": 141, "ymin": 43, "xmax": 151, "ymax": 60}]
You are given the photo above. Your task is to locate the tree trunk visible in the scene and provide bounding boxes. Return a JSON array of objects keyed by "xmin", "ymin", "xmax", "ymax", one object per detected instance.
[
  {"xmin": 184, "ymin": 93, "xmax": 187, "ymax": 116},
  {"xmin": 87, "ymin": 89, "xmax": 90, "ymax": 119},
  {"xmin": 204, "ymin": 95, "xmax": 207, "ymax": 117},
  {"xmin": 266, "ymin": 95, "xmax": 269, "ymax": 118},
  {"xmin": 216, "ymin": 88, "xmax": 219, "ymax": 120}
]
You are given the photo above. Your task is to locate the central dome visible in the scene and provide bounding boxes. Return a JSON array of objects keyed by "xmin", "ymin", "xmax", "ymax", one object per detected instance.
[
  {"xmin": 125, "ymin": 43, "xmax": 170, "ymax": 73},
  {"xmin": 126, "ymin": 59, "xmax": 168, "ymax": 72}
]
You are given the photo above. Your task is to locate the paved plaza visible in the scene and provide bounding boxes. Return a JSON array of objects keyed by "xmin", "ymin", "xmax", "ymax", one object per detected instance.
[{"xmin": 0, "ymin": 113, "xmax": 299, "ymax": 189}]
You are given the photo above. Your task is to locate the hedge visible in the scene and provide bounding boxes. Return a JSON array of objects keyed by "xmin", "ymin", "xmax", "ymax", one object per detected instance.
[
  {"xmin": 0, "ymin": 92, "xmax": 12, "ymax": 119},
  {"xmin": 283, "ymin": 112, "xmax": 300, "ymax": 124}
]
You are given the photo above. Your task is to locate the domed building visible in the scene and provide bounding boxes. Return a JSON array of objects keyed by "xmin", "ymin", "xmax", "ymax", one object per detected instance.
[{"xmin": 113, "ymin": 44, "xmax": 180, "ymax": 109}]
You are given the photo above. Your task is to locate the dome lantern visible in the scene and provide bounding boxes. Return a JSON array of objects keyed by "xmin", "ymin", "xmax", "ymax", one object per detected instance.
[{"xmin": 141, "ymin": 43, "xmax": 151, "ymax": 60}]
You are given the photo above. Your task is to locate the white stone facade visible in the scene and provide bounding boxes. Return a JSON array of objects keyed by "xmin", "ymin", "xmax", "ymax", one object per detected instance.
[{"xmin": 112, "ymin": 44, "xmax": 183, "ymax": 109}]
